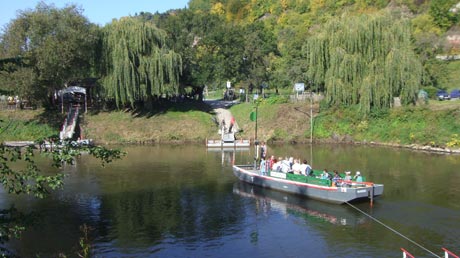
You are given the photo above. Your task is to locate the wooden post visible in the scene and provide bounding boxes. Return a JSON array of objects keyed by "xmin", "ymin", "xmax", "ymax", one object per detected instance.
[{"xmin": 370, "ymin": 184, "xmax": 374, "ymax": 207}]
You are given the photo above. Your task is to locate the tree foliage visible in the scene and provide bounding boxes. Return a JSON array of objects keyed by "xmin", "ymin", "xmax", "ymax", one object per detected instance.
[
  {"xmin": 101, "ymin": 17, "xmax": 182, "ymax": 108},
  {"xmin": 429, "ymin": 0, "xmax": 459, "ymax": 30},
  {"xmin": 0, "ymin": 2, "xmax": 99, "ymax": 105},
  {"xmin": 304, "ymin": 11, "xmax": 424, "ymax": 113}
]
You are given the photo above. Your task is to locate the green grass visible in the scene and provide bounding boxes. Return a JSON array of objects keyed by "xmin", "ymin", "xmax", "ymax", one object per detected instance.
[
  {"xmin": 85, "ymin": 101, "xmax": 215, "ymax": 144},
  {"xmin": 0, "ymin": 110, "xmax": 57, "ymax": 141},
  {"xmin": 313, "ymin": 105, "xmax": 460, "ymax": 147}
]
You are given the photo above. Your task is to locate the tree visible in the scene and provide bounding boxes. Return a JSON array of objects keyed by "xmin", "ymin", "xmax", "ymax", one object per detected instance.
[
  {"xmin": 242, "ymin": 22, "xmax": 278, "ymax": 89},
  {"xmin": 304, "ymin": 11, "xmax": 424, "ymax": 113},
  {"xmin": 100, "ymin": 17, "xmax": 182, "ymax": 108},
  {"xmin": 429, "ymin": 0, "xmax": 459, "ymax": 30},
  {"xmin": 153, "ymin": 10, "xmax": 248, "ymax": 93},
  {"xmin": 151, "ymin": 10, "xmax": 224, "ymax": 99},
  {"xmin": 0, "ymin": 2, "xmax": 100, "ymax": 106}
]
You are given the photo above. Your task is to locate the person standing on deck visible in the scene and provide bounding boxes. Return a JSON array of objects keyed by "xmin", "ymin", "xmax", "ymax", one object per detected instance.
[
  {"xmin": 260, "ymin": 141, "xmax": 267, "ymax": 159},
  {"xmin": 221, "ymin": 119, "xmax": 226, "ymax": 135},
  {"xmin": 260, "ymin": 157, "xmax": 267, "ymax": 175}
]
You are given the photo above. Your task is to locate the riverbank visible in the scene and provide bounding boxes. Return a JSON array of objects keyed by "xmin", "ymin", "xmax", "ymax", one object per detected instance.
[{"xmin": 1, "ymin": 100, "xmax": 459, "ymax": 154}]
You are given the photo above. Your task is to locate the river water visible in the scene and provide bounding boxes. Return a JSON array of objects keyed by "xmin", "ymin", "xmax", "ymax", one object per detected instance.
[{"xmin": 2, "ymin": 144, "xmax": 459, "ymax": 257}]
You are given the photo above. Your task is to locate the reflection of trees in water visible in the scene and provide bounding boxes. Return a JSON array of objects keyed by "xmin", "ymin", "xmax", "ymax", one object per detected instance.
[
  {"xmin": 99, "ymin": 186, "xmax": 246, "ymax": 247},
  {"xmin": 0, "ymin": 207, "xmax": 38, "ymax": 257}
]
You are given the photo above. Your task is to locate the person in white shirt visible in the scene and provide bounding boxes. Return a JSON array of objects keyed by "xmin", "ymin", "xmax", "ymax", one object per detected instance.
[
  {"xmin": 281, "ymin": 157, "xmax": 291, "ymax": 173},
  {"xmin": 292, "ymin": 159, "xmax": 301, "ymax": 174},
  {"xmin": 299, "ymin": 159, "xmax": 312, "ymax": 176},
  {"xmin": 344, "ymin": 171, "xmax": 352, "ymax": 181}
]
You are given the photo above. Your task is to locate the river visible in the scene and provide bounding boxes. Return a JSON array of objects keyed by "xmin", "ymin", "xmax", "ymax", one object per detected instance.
[{"xmin": 1, "ymin": 144, "xmax": 459, "ymax": 257}]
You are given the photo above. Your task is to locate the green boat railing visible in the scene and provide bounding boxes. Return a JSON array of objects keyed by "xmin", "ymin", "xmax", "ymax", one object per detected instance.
[{"xmin": 267, "ymin": 169, "xmax": 367, "ymax": 187}]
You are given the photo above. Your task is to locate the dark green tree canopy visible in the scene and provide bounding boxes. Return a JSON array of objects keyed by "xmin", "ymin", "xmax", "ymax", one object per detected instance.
[{"xmin": 0, "ymin": 2, "xmax": 99, "ymax": 105}]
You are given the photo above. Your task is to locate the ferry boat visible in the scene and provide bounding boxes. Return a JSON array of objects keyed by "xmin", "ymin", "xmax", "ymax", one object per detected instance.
[{"xmin": 232, "ymin": 164, "xmax": 384, "ymax": 204}]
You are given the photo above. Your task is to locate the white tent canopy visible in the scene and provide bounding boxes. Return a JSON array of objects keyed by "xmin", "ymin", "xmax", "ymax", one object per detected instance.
[{"xmin": 59, "ymin": 86, "xmax": 86, "ymax": 96}]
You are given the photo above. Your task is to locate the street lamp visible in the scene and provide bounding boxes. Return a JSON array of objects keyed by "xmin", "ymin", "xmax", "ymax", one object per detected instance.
[{"xmin": 250, "ymin": 94, "xmax": 259, "ymax": 169}]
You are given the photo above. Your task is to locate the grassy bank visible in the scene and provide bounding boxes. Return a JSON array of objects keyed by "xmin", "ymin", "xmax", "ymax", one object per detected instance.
[
  {"xmin": 314, "ymin": 105, "xmax": 460, "ymax": 148},
  {"xmin": 0, "ymin": 109, "xmax": 58, "ymax": 141},
  {"xmin": 84, "ymin": 101, "xmax": 216, "ymax": 144},
  {"xmin": 226, "ymin": 98, "xmax": 460, "ymax": 149},
  {"xmin": 229, "ymin": 98, "xmax": 316, "ymax": 143},
  {"xmin": 1, "ymin": 99, "xmax": 460, "ymax": 149}
]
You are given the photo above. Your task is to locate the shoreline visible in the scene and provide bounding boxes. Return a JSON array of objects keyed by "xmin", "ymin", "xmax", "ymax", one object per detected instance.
[{"xmin": 48, "ymin": 138, "xmax": 460, "ymax": 154}]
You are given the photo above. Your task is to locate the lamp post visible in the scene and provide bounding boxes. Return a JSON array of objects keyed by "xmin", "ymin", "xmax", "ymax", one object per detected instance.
[
  {"xmin": 250, "ymin": 95, "xmax": 260, "ymax": 170},
  {"xmin": 310, "ymin": 90, "xmax": 313, "ymax": 144}
]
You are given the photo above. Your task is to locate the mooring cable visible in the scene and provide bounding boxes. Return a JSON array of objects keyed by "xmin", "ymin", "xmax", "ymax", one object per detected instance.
[{"xmin": 345, "ymin": 201, "xmax": 441, "ymax": 258}]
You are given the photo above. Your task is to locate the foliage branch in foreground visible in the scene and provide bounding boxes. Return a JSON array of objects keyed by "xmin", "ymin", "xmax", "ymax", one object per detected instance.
[{"xmin": 0, "ymin": 140, "xmax": 124, "ymax": 253}]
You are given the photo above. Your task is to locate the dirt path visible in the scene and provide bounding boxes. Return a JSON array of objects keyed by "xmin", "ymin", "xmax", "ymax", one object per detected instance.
[{"xmin": 204, "ymin": 100, "xmax": 240, "ymax": 133}]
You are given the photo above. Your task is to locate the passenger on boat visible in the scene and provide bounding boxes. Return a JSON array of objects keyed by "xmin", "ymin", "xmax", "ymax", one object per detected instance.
[
  {"xmin": 344, "ymin": 171, "xmax": 352, "ymax": 181},
  {"xmin": 320, "ymin": 169, "xmax": 330, "ymax": 180},
  {"xmin": 299, "ymin": 160, "xmax": 312, "ymax": 176},
  {"xmin": 268, "ymin": 155, "xmax": 276, "ymax": 170},
  {"xmin": 260, "ymin": 157, "xmax": 267, "ymax": 175},
  {"xmin": 272, "ymin": 157, "xmax": 283, "ymax": 172},
  {"xmin": 292, "ymin": 159, "xmax": 301, "ymax": 174},
  {"xmin": 332, "ymin": 171, "xmax": 341, "ymax": 186},
  {"xmin": 281, "ymin": 158, "xmax": 291, "ymax": 173},
  {"xmin": 338, "ymin": 171, "xmax": 352, "ymax": 187},
  {"xmin": 353, "ymin": 171, "xmax": 363, "ymax": 182}
]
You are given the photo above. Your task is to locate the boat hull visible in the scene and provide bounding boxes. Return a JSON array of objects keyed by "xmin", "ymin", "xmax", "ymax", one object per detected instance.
[{"xmin": 232, "ymin": 165, "xmax": 383, "ymax": 204}]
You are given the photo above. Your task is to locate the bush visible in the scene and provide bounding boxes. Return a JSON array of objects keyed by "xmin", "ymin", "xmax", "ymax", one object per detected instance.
[
  {"xmin": 263, "ymin": 95, "xmax": 289, "ymax": 104},
  {"xmin": 423, "ymin": 86, "xmax": 440, "ymax": 100}
]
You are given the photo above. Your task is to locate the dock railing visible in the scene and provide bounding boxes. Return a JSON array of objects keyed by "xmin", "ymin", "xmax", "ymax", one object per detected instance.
[{"xmin": 402, "ymin": 247, "xmax": 459, "ymax": 258}]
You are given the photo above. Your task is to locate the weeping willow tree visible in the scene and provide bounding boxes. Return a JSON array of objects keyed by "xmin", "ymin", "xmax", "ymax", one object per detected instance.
[
  {"xmin": 304, "ymin": 11, "xmax": 424, "ymax": 113},
  {"xmin": 101, "ymin": 18, "xmax": 182, "ymax": 108}
]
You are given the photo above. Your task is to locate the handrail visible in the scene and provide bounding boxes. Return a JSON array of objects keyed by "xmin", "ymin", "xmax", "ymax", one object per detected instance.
[
  {"xmin": 401, "ymin": 248, "xmax": 415, "ymax": 258},
  {"xmin": 336, "ymin": 179, "xmax": 375, "ymax": 186},
  {"xmin": 402, "ymin": 247, "xmax": 458, "ymax": 258},
  {"xmin": 442, "ymin": 248, "xmax": 459, "ymax": 258}
]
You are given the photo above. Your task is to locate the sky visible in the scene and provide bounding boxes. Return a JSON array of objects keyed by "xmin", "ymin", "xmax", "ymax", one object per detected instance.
[{"xmin": 0, "ymin": 0, "xmax": 189, "ymax": 28}]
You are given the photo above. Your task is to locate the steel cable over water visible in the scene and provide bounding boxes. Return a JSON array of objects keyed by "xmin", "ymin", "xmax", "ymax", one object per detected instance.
[{"xmin": 345, "ymin": 202, "xmax": 441, "ymax": 258}]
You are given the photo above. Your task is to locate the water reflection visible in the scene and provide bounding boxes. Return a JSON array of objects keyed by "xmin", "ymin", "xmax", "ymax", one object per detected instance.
[
  {"xmin": 0, "ymin": 144, "xmax": 459, "ymax": 257},
  {"xmin": 205, "ymin": 148, "xmax": 250, "ymax": 166},
  {"xmin": 233, "ymin": 181, "xmax": 368, "ymax": 226}
]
